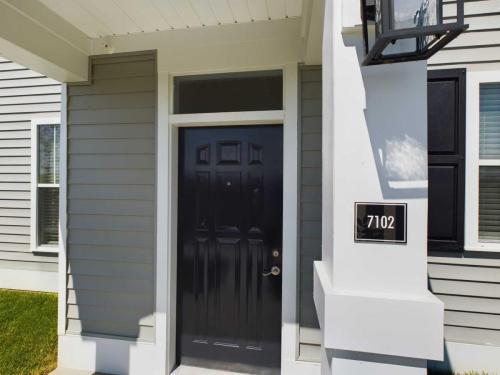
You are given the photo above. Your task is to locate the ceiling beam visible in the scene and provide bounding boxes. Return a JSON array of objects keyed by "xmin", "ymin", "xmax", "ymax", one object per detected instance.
[
  {"xmin": 0, "ymin": 0, "xmax": 90, "ymax": 82},
  {"xmin": 91, "ymin": 19, "xmax": 303, "ymax": 73}
]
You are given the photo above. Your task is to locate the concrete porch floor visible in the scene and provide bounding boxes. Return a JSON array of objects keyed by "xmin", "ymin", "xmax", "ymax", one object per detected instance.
[
  {"xmin": 171, "ymin": 365, "xmax": 249, "ymax": 375},
  {"xmin": 50, "ymin": 369, "xmax": 111, "ymax": 375},
  {"xmin": 51, "ymin": 365, "xmax": 248, "ymax": 375}
]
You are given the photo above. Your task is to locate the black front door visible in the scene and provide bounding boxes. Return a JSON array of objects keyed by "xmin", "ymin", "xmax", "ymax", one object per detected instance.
[{"xmin": 177, "ymin": 126, "xmax": 283, "ymax": 374}]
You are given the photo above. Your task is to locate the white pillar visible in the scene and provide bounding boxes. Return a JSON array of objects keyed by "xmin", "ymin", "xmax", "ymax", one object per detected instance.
[{"xmin": 314, "ymin": 0, "xmax": 444, "ymax": 374}]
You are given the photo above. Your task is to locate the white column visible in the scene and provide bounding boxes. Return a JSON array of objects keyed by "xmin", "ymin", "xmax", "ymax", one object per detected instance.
[{"xmin": 314, "ymin": 0, "xmax": 444, "ymax": 374}]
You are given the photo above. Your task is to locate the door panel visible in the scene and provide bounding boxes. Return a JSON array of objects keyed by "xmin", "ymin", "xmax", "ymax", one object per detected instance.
[
  {"xmin": 428, "ymin": 165, "xmax": 458, "ymax": 239},
  {"xmin": 177, "ymin": 126, "xmax": 283, "ymax": 373},
  {"xmin": 428, "ymin": 79, "xmax": 459, "ymax": 154}
]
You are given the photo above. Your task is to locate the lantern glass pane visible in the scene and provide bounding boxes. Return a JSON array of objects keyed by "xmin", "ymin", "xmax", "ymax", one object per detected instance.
[
  {"xmin": 382, "ymin": 38, "xmax": 418, "ymax": 56},
  {"xmin": 375, "ymin": 0, "xmax": 382, "ymax": 35},
  {"xmin": 365, "ymin": 0, "xmax": 382, "ymax": 49},
  {"xmin": 392, "ymin": 0, "xmax": 439, "ymax": 30}
]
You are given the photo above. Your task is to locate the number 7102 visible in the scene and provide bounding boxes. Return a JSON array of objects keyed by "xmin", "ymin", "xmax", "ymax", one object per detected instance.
[{"xmin": 367, "ymin": 215, "xmax": 395, "ymax": 229}]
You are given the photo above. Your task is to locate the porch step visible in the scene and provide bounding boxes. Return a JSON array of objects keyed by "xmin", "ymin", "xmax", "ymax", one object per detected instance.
[
  {"xmin": 50, "ymin": 368, "xmax": 111, "ymax": 375},
  {"xmin": 172, "ymin": 365, "xmax": 249, "ymax": 375}
]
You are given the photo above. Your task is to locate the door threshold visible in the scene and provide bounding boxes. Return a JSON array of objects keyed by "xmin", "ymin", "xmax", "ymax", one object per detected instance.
[{"xmin": 171, "ymin": 365, "xmax": 249, "ymax": 375}]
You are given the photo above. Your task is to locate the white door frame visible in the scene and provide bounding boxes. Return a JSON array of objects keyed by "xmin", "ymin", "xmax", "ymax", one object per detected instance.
[{"xmin": 157, "ymin": 64, "xmax": 317, "ymax": 374}]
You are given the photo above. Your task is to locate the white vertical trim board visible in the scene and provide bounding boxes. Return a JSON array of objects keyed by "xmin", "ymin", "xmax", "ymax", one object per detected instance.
[
  {"xmin": 465, "ymin": 69, "xmax": 500, "ymax": 253},
  {"xmin": 157, "ymin": 69, "xmax": 171, "ymax": 375},
  {"xmin": 281, "ymin": 63, "xmax": 301, "ymax": 369},
  {"xmin": 58, "ymin": 84, "xmax": 68, "ymax": 335},
  {"xmin": 30, "ymin": 116, "xmax": 61, "ymax": 254},
  {"xmin": 167, "ymin": 122, "xmax": 179, "ymax": 374}
]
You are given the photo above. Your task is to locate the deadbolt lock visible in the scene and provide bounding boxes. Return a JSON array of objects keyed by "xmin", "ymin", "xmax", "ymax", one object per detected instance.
[{"xmin": 272, "ymin": 249, "xmax": 280, "ymax": 258}]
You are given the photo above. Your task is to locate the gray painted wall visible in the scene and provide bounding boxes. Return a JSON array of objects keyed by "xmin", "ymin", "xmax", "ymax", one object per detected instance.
[
  {"xmin": 429, "ymin": 0, "xmax": 500, "ymax": 67},
  {"xmin": 427, "ymin": 0, "xmax": 500, "ymax": 349},
  {"xmin": 66, "ymin": 52, "xmax": 156, "ymax": 341},
  {"xmin": 428, "ymin": 258, "xmax": 500, "ymax": 346},
  {"xmin": 0, "ymin": 57, "xmax": 60, "ymax": 290},
  {"xmin": 298, "ymin": 66, "xmax": 322, "ymax": 361}
]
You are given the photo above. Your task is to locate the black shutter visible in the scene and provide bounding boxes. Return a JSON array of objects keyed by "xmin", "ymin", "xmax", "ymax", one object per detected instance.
[{"xmin": 427, "ymin": 69, "xmax": 466, "ymax": 253}]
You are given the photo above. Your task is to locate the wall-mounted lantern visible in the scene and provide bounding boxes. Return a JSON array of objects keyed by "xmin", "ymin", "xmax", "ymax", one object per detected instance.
[{"xmin": 361, "ymin": 0, "xmax": 467, "ymax": 66}]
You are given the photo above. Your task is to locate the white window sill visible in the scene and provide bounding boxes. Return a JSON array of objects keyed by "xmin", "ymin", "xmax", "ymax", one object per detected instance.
[
  {"xmin": 33, "ymin": 245, "xmax": 59, "ymax": 254},
  {"xmin": 464, "ymin": 243, "xmax": 500, "ymax": 253}
]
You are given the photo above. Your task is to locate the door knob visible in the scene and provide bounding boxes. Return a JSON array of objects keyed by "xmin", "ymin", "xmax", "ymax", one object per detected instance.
[{"xmin": 262, "ymin": 266, "xmax": 281, "ymax": 277}]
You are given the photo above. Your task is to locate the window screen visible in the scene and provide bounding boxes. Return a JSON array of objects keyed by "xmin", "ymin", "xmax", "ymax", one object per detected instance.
[
  {"xmin": 38, "ymin": 124, "xmax": 60, "ymax": 184},
  {"xmin": 479, "ymin": 83, "xmax": 500, "ymax": 242},
  {"xmin": 38, "ymin": 187, "xmax": 59, "ymax": 245},
  {"xmin": 37, "ymin": 124, "xmax": 60, "ymax": 247},
  {"xmin": 174, "ymin": 70, "xmax": 283, "ymax": 114}
]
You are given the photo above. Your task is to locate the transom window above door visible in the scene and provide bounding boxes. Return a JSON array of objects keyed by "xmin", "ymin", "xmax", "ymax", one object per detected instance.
[{"xmin": 173, "ymin": 70, "xmax": 283, "ymax": 114}]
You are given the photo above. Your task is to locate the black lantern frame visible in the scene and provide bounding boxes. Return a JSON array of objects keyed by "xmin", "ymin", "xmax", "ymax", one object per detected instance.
[{"xmin": 361, "ymin": 0, "xmax": 467, "ymax": 66}]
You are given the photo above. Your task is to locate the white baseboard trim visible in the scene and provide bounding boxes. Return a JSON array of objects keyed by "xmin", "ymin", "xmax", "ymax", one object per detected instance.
[
  {"xmin": 58, "ymin": 334, "xmax": 166, "ymax": 375},
  {"xmin": 429, "ymin": 340, "xmax": 500, "ymax": 375},
  {"xmin": 0, "ymin": 268, "xmax": 57, "ymax": 292},
  {"xmin": 281, "ymin": 358, "xmax": 321, "ymax": 375},
  {"xmin": 59, "ymin": 334, "xmax": 320, "ymax": 375}
]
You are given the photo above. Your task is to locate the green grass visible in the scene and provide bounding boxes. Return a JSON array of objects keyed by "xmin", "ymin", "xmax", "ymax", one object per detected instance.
[
  {"xmin": 429, "ymin": 371, "xmax": 491, "ymax": 375},
  {"xmin": 0, "ymin": 289, "xmax": 57, "ymax": 375}
]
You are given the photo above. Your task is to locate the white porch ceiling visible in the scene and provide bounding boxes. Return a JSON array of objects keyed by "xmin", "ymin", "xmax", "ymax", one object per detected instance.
[{"xmin": 38, "ymin": 0, "xmax": 303, "ymax": 38}]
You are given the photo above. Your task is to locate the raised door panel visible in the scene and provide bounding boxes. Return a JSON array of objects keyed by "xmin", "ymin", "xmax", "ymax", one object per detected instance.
[
  {"xmin": 428, "ymin": 165, "xmax": 458, "ymax": 240},
  {"xmin": 428, "ymin": 80, "xmax": 458, "ymax": 154}
]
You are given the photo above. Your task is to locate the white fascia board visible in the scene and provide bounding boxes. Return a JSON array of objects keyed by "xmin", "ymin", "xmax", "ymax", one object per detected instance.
[
  {"xmin": 302, "ymin": 0, "xmax": 324, "ymax": 65},
  {"xmin": 90, "ymin": 19, "xmax": 302, "ymax": 73},
  {"xmin": 170, "ymin": 111, "xmax": 285, "ymax": 127},
  {"xmin": 0, "ymin": 0, "xmax": 90, "ymax": 82}
]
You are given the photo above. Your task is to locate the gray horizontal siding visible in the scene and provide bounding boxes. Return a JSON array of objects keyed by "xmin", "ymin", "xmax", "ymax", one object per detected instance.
[
  {"xmin": 0, "ymin": 58, "xmax": 60, "ymax": 274},
  {"xmin": 429, "ymin": 0, "xmax": 500, "ymax": 66},
  {"xmin": 298, "ymin": 66, "xmax": 322, "ymax": 360},
  {"xmin": 429, "ymin": 257, "xmax": 500, "ymax": 346},
  {"xmin": 427, "ymin": 0, "xmax": 500, "ymax": 348},
  {"xmin": 66, "ymin": 52, "xmax": 156, "ymax": 341},
  {"xmin": 0, "ymin": 258, "xmax": 55, "ymax": 271}
]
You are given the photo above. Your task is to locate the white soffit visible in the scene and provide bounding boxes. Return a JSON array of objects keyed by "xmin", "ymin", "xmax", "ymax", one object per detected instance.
[{"xmin": 38, "ymin": 0, "xmax": 303, "ymax": 38}]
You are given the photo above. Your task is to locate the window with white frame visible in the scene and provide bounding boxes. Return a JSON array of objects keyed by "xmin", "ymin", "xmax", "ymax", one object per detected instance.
[
  {"xmin": 464, "ymin": 71, "xmax": 500, "ymax": 252},
  {"xmin": 31, "ymin": 119, "xmax": 60, "ymax": 252},
  {"xmin": 478, "ymin": 83, "xmax": 500, "ymax": 243}
]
